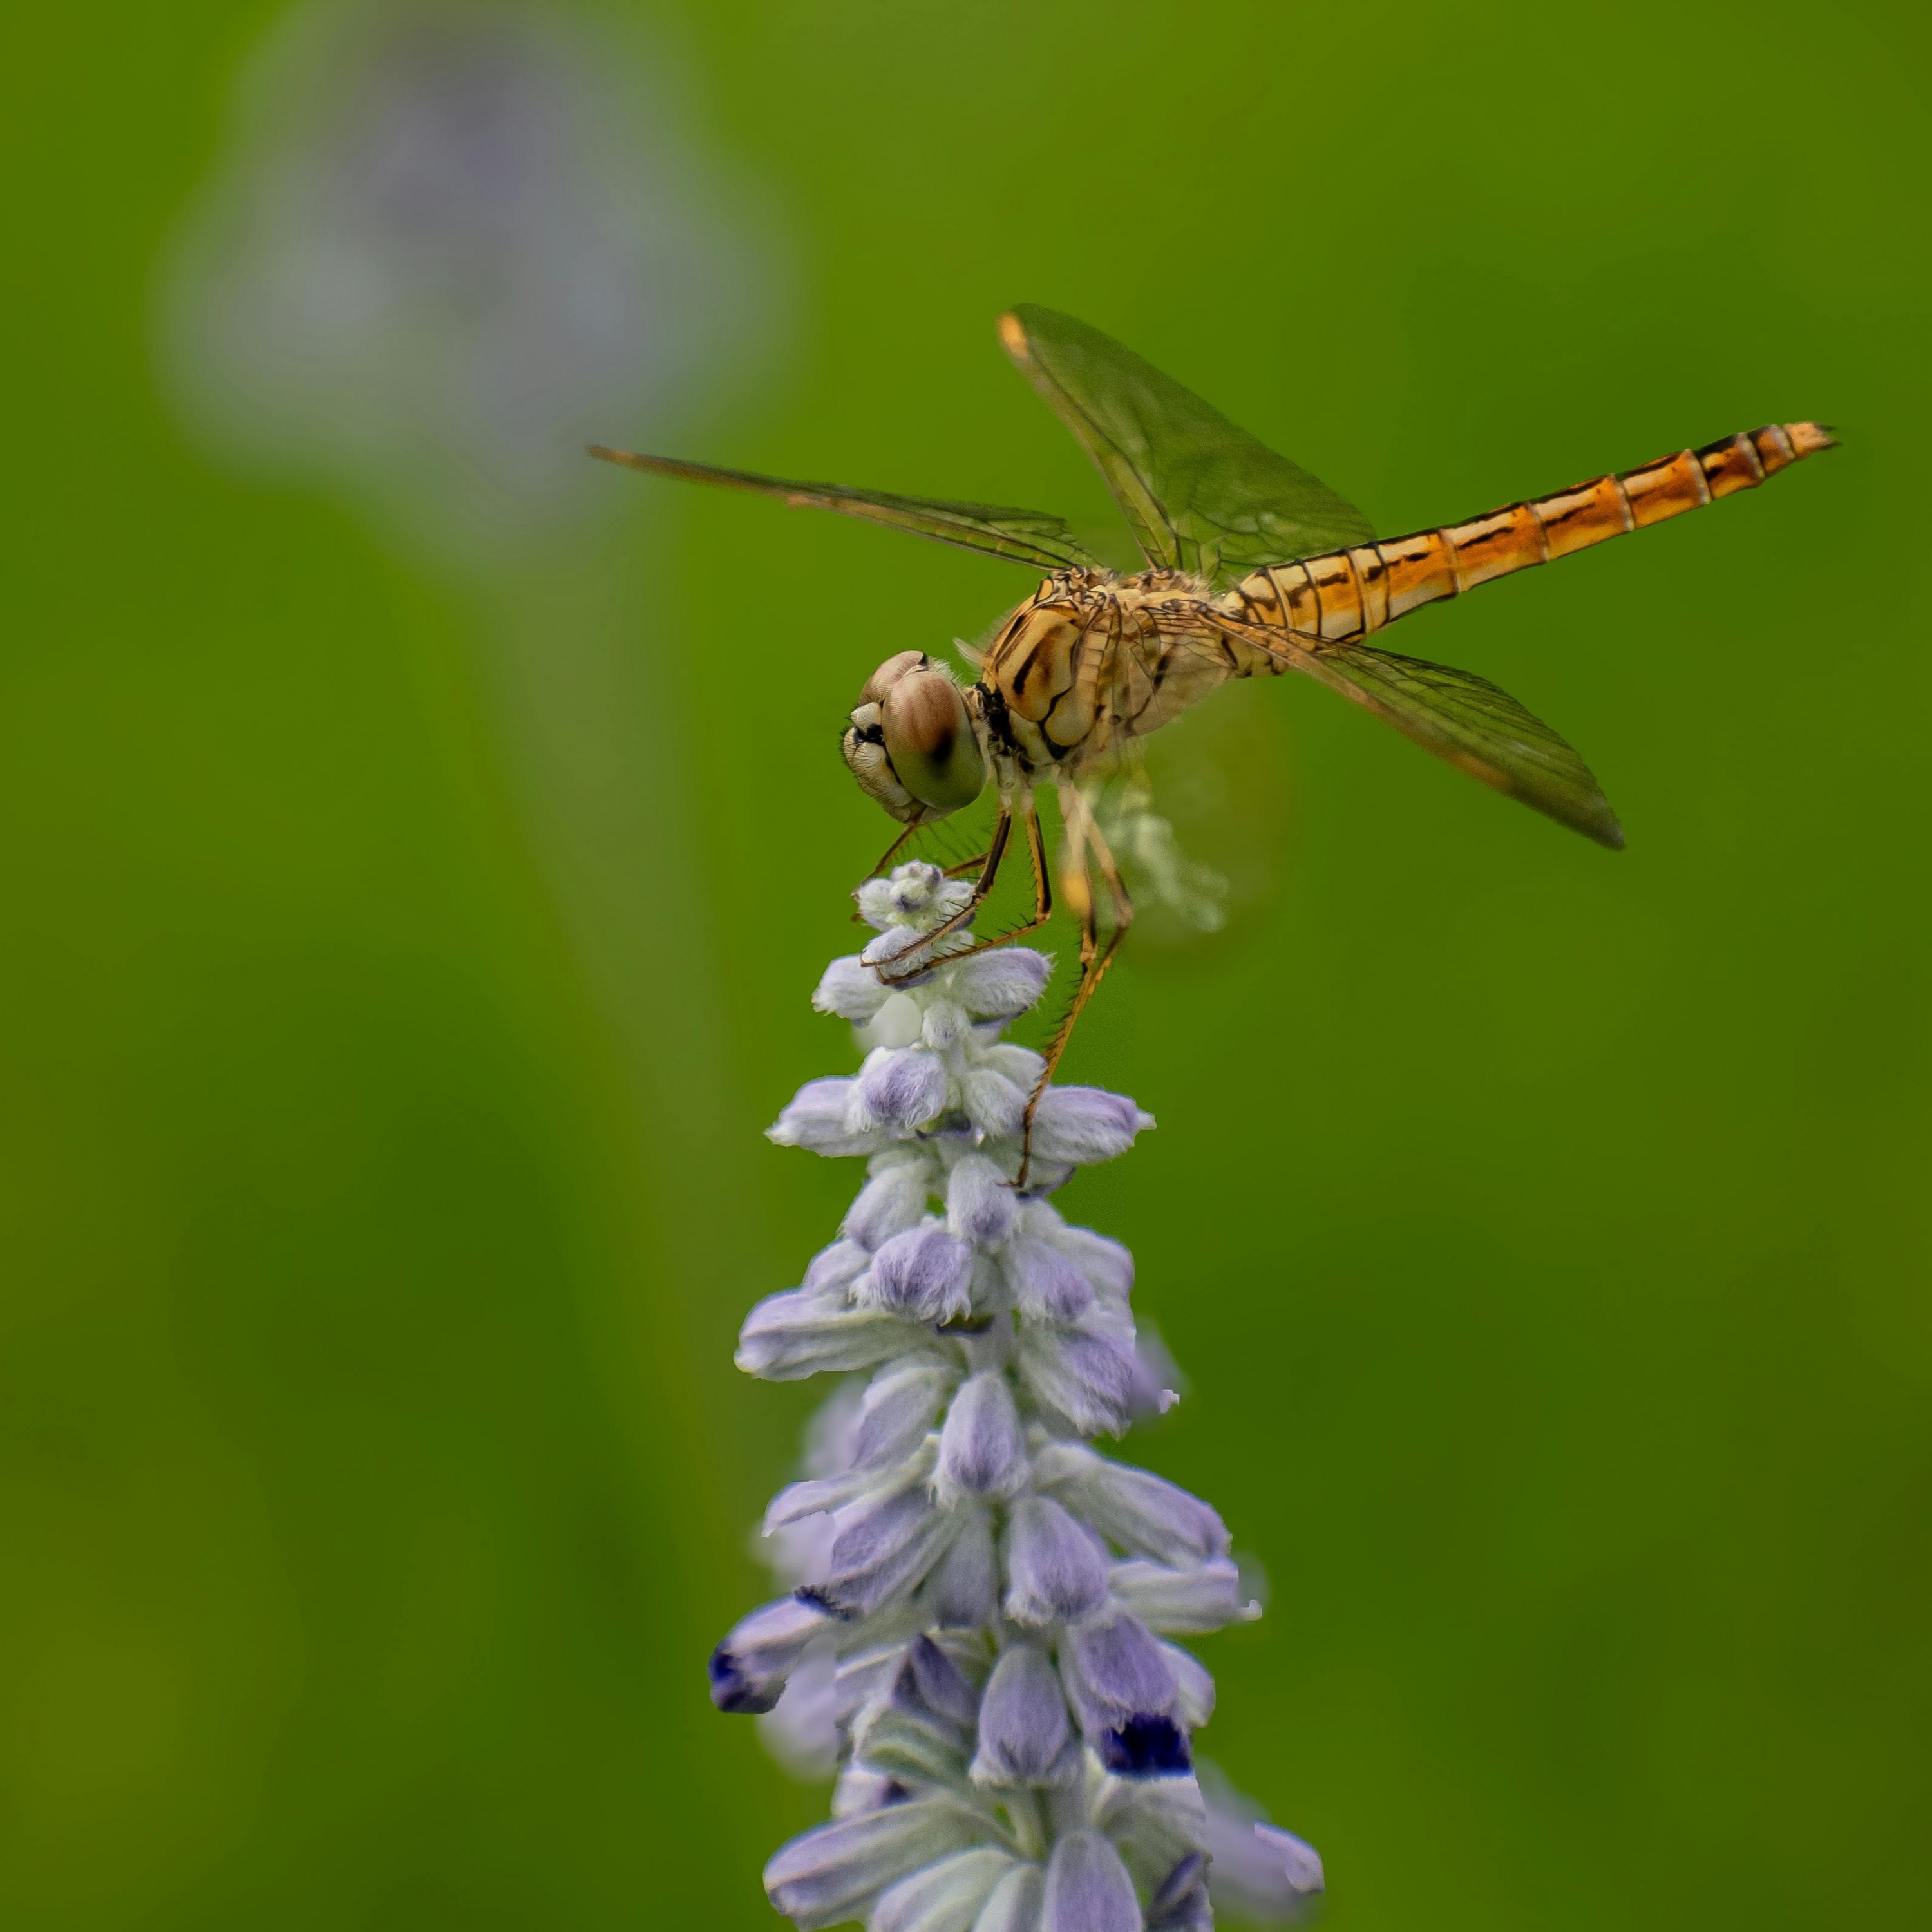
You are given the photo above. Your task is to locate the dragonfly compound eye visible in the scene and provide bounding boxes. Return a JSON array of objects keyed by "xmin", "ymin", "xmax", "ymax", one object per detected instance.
[
  {"xmin": 860, "ymin": 650, "xmax": 932, "ymax": 706},
  {"xmin": 881, "ymin": 668, "xmax": 986, "ymax": 814}
]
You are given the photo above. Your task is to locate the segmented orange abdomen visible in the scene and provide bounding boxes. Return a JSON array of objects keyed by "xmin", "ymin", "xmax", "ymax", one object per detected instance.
[{"xmin": 1227, "ymin": 422, "xmax": 1834, "ymax": 645}]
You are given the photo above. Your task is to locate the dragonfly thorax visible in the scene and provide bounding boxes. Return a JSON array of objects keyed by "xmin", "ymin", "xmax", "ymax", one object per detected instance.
[{"xmin": 841, "ymin": 650, "xmax": 989, "ymax": 825}]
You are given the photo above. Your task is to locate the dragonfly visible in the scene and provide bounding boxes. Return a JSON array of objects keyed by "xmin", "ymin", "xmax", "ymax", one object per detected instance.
[{"xmin": 593, "ymin": 306, "xmax": 1832, "ymax": 1164}]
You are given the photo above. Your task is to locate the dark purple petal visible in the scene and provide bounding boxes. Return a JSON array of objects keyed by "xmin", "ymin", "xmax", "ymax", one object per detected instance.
[{"xmin": 708, "ymin": 1595, "xmax": 830, "ymax": 1714}]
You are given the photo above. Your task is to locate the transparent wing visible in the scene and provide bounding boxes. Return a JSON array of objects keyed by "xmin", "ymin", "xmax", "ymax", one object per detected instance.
[
  {"xmin": 1193, "ymin": 614, "xmax": 1624, "ymax": 848},
  {"xmin": 998, "ymin": 306, "xmax": 1374, "ymax": 583},
  {"xmin": 588, "ymin": 446, "xmax": 1104, "ymax": 571}
]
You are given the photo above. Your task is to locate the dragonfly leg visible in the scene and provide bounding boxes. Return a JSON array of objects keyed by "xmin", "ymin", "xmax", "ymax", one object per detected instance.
[
  {"xmin": 942, "ymin": 852, "xmax": 990, "ymax": 879},
  {"xmin": 875, "ymin": 791, "xmax": 1054, "ymax": 985},
  {"xmin": 1016, "ymin": 786, "xmax": 1134, "ymax": 1188}
]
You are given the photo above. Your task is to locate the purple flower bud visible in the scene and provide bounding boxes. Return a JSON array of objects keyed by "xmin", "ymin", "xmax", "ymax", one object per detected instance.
[
  {"xmin": 1032, "ymin": 1443, "xmax": 1229, "ymax": 1567},
  {"xmin": 857, "ymin": 1046, "xmax": 949, "ymax": 1128},
  {"xmin": 1061, "ymin": 1609, "xmax": 1189, "ymax": 1777},
  {"xmin": 844, "ymin": 1160, "xmax": 934, "ymax": 1249},
  {"xmin": 970, "ymin": 1644, "xmax": 1079, "ymax": 1787},
  {"xmin": 900, "ymin": 1632, "xmax": 983, "ymax": 1731},
  {"xmin": 736, "ymin": 1290, "xmax": 922, "ymax": 1380},
  {"xmin": 1045, "ymin": 1223, "xmax": 1134, "ymax": 1302},
  {"xmin": 708, "ymin": 1595, "xmax": 830, "ymax": 1714},
  {"xmin": 961, "ymin": 1066, "xmax": 1028, "ymax": 1139},
  {"xmin": 1004, "ymin": 1496, "xmax": 1110, "ymax": 1625},
  {"xmin": 949, "ymin": 947, "xmax": 1052, "ymax": 1019},
  {"xmin": 804, "ymin": 1238, "xmax": 871, "ymax": 1295},
  {"xmin": 945, "ymin": 1152, "xmax": 1016, "ymax": 1246},
  {"xmin": 920, "ymin": 1506, "xmax": 998, "ymax": 1627},
  {"xmin": 1042, "ymin": 1830, "xmax": 1141, "ymax": 1932},
  {"xmin": 764, "ymin": 1797, "xmax": 986, "ymax": 1931},
  {"xmin": 1018, "ymin": 1321, "xmax": 1139, "ymax": 1437},
  {"xmin": 934, "ymin": 1372, "xmax": 1028, "ymax": 1504},
  {"xmin": 1005, "ymin": 1237, "xmax": 1094, "ymax": 1322},
  {"xmin": 769, "ymin": 1076, "xmax": 886, "ymax": 1157},
  {"xmin": 1028, "ymin": 1086, "xmax": 1153, "ymax": 1165},
  {"xmin": 863, "ymin": 1224, "xmax": 975, "ymax": 1323},
  {"xmin": 802, "ymin": 1487, "xmax": 960, "ymax": 1621},
  {"xmin": 814, "ymin": 953, "xmax": 891, "ymax": 1021},
  {"xmin": 851, "ymin": 1360, "xmax": 957, "ymax": 1468}
]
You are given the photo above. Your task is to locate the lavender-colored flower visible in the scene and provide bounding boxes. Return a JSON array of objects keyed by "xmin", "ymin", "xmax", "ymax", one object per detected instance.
[
  {"xmin": 709, "ymin": 1595, "xmax": 832, "ymax": 1714},
  {"xmin": 1108, "ymin": 1557, "xmax": 1259, "ymax": 1636},
  {"xmin": 721, "ymin": 868, "xmax": 1329, "ymax": 1926},
  {"xmin": 802, "ymin": 1237, "xmax": 872, "ymax": 1294},
  {"xmin": 844, "ymin": 1158, "xmax": 936, "ymax": 1250},
  {"xmin": 1031, "ymin": 1441, "xmax": 1229, "ymax": 1567},
  {"xmin": 735, "ymin": 1289, "xmax": 925, "ymax": 1380},
  {"xmin": 855, "ymin": 1046, "xmax": 951, "ymax": 1130},
  {"xmin": 1005, "ymin": 1236, "xmax": 1096, "ymax": 1322},
  {"xmin": 949, "ymin": 946, "xmax": 1052, "ymax": 1019},
  {"xmin": 934, "ymin": 1372, "xmax": 1028, "ymax": 1504},
  {"xmin": 1062, "ymin": 1609, "xmax": 1190, "ymax": 1777},
  {"xmin": 1028, "ymin": 1086, "xmax": 1155, "ymax": 1165},
  {"xmin": 862, "ymin": 1224, "xmax": 975, "ymax": 1323},
  {"xmin": 1042, "ymin": 1830, "xmax": 1142, "ymax": 1932},
  {"xmin": 768, "ymin": 1076, "xmax": 886, "ymax": 1157},
  {"xmin": 970, "ymin": 1644, "xmax": 1080, "ymax": 1788},
  {"xmin": 815, "ymin": 952, "xmax": 892, "ymax": 1022},
  {"xmin": 945, "ymin": 1152, "xmax": 1016, "ymax": 1246},
  {"xmin": 1017, "ymin": 1320, "xmax": 1140, "ymax": 1437},
  {"xmin": 802, "ymin": 1486, "xmax": 961, "ymax": 1621},
  {"xmin": 1004, "ymin": 1497, "xmax": 1110, "ymax": 1626},
  {"xmin": 764, "ymin": 1797, "xmax": 988, "ymax": 1930},
  {"xmin": 851, "ymin": 1360, "xmax": 959, "ymax": 1469}
]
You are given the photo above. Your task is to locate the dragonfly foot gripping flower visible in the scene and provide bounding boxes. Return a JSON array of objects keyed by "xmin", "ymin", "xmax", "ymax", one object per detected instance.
[{"xmin": 716, "ymin": 862, "xmax": 1323, "ymax": 1931}]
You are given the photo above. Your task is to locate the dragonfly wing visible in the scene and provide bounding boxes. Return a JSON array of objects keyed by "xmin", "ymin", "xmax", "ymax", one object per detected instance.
[
  {"xmin": 588, "ymin": 446, "xmax": 1103, "ymax": 571},
  {"xmin": 998, "ymin": 305, "xmax": 1374, "ymax": 582},
  {"xmin": 1197, "ymin": 614, "xmax": 1623, "ymax": 848},
  {"xmin": 1299, "ymin": 639, "xmax": 1623, "ymax": 848}
]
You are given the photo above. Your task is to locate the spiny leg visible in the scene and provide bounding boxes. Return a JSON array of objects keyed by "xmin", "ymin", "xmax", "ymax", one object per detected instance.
[
  {"xmin": 1017, "ymin": 784, "xmax": 1135, "ymax": 1188},
  {"xmin": 876, "ymin": 790, "xmax": 1054, "ymax": 985}
]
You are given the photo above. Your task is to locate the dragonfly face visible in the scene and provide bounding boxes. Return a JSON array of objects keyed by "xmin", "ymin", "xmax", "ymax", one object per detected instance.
[{"xmin": 842, "ymin": 650, "xmax": 989, "ymax": 825}]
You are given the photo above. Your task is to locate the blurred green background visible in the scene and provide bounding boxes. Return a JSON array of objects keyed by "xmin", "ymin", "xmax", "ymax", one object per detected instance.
[{"xmin": 5, "ymin": 0, "xmax": 1927, "ymax": 1926}]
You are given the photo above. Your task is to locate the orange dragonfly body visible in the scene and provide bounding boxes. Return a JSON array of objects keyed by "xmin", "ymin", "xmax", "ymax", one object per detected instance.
[{"xmin": 594, "ymin": 308, "xmax": 1833, "ymax": 1171}]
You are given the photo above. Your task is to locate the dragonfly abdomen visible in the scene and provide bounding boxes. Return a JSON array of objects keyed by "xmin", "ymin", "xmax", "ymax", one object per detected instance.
[{"xmin": 1226, "ymin": 422, "xmax": 1834, "ymax": 648}]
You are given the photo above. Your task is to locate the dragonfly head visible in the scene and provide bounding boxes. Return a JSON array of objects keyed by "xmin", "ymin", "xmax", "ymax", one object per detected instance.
[{"xmin": 842, "ymin": 651, "xmax": 988, "ymax": 824}]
